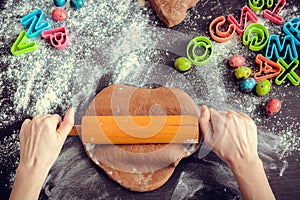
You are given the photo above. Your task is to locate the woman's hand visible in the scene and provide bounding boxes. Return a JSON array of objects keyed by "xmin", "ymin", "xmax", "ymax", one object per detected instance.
[
  {"xmin": 199, "ymin": 105, "xmax": 259, "ymax": 167},
  {"xmin": 199, "ymin": 105, "xmax": 275, "ymax": 200},
  {"xmin": 10, "ymin": 108, "xmax": 74, "ymax": 200},
  {"xmin": 19, "ymin": 108, "xmax": 74, "ymax": 170}
]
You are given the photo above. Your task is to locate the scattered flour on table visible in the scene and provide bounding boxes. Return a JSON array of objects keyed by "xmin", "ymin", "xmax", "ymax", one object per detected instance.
[{"xmin": 171, "ymin": 171, "xmax": 205, "ymax": 200}]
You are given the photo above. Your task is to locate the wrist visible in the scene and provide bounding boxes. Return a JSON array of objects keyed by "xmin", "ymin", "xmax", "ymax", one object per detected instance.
[
  {"xmin": 17, "ymin": 162, "xmax": 50, "ymax": 179},
  {"xmin": 228, "ymin": 156, "xmax": 262, "ymax": 176}
]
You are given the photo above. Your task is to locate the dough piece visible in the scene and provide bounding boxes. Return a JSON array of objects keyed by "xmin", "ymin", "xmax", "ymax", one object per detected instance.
[
  {"xmin": 147, "ymin": 0, "xmax": 199, "ymax": 27},
  {"xmin": 83, "ymin": 84, "xmax": 200, "ymax": 192}
]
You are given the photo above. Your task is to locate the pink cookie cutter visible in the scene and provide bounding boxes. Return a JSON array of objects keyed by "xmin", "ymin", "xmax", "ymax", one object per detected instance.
[
  {"xmin": 263, "ymin": 0, "xmax": 286, "ymax": 25},
  {"xmin": 227, "ymin": 6, "xmax": 258, "ymax": 35},
  {"xmin": 42, "ymin": 26, "xmax": 68, "ymax": 50}
]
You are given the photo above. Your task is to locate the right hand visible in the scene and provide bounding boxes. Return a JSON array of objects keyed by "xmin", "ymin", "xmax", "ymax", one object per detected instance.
[{"xmin": 199, "ymin": 105, "xmax": 259, "ymax": 168}]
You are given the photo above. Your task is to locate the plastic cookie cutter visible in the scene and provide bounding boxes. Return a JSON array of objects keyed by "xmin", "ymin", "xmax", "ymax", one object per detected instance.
[
  {"xmin": 41, "ymin": 27, "xmax": 68, "ymax": 50},
  {"xmin": 283, "ymin": 17, "xmax": 300, "ymax": 45},
  {"xmin": 10, "ymin": 31, "xmax": 38, "ymax": 56},
  {"xmin": 253, "ymin": 54, "xmax": 281, "ymax": 81},
  {"xmin": 275, "ymin": 59, "xmax": 300, "ymax": 86},
  {"xmin": 186, "ymin": 36, "xmax": 213, "ymax": 66},
  {"xmin": 209, "ymin": 16, "xmax": 236, "ymax": 43},
  {"xmin": 263, "ymin": 0, "xmax": 286, "ymax": 25},
  {"xmin": 227, "ymin": 6, "xmax": 258, "ymax": 35},
  {"xmin": 248, "ymin": 0, "xmax": 274, "ymax": 11},
  {"xmin": 265, "ymin": 34, "xmax": 298, "ymax": 61},
  {"xmin": 20, "ymin": 9, "xmax": 51, "ymax": 38},
  {"xmin": 243, "ymin": 23, "xmax": 269, "ymax": 51}
]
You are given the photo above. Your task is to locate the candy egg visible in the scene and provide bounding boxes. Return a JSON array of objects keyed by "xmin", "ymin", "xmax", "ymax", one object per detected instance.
[
  {"xmin": 229, "ymin": 55, "xmax": 245, "ymax": 68},
  {"xmin": 52, "ymin": 8, "xmax": 68, "ymax": 21},
  {"xmin": 256, "ymin": 79, "xmax": 271, "ymax": 96},
  {"xmin": 54, "ymin": 0, "xmax": 67, "ymax": 7},
  {"xmin": 71, "ymin": 0, "xmax": 84, "ymax": 9},
  {"xmin": 174, "ymin": 57, "xmax": 192, "ymax": 72},
  {"xmin": 240, "ymin": 78, "xmax": 256, "ymax": 92},
  {"xmin": 235, "ymin": 66, "xmax": 252, "ymax": 79},
  {"xmin": 266, "ymin": 98, "xmax": 281, "ymax": 116}
]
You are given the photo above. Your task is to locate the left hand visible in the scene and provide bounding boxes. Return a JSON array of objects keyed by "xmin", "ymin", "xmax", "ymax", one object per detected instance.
[{"xmin": 19, "ymin": 107, "xmax": 74, "ymax": 170}]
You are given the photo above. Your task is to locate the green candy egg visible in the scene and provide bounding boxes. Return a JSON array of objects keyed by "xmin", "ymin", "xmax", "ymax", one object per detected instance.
[
  {"xmin": 234, "ymin": 66, "xmax": 252, "ymax": 79},
  {"xmin": 174, "ymin": 57, "xmax": 192, "ymax": 72},
  {"xmin": 256, "ymin": 79, "xmax": 271, "ymax": 96}
]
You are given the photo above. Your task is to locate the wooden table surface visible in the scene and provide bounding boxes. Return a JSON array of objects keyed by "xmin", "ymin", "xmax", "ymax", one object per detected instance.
[{"xmin": 0, "ymin": 0, "xmax": 299, "ymax": 199}]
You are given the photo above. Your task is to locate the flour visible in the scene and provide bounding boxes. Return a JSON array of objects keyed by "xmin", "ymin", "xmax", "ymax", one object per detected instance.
[{"xmin": 171, "ymin": 171, "xmax": 205, "ymax": 200}]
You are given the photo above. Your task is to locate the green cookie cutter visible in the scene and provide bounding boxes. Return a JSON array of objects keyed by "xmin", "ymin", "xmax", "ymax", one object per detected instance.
[
  {"xmin": 10, "ymin": 30, "xmax": 38, "ymax": 56},
  {"xmin": 186, "ymin": 36, "xmax": 213, "ymax": 66},
  {"xmin": 275, "ymin": 59, "xmax": 300, "ymax": 86},
  {"xmin": 243, "ymin": 23, "xmax": 269, "ymax": 51}
]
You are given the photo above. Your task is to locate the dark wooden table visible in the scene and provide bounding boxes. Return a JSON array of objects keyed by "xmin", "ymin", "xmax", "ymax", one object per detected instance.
[{"xmin": 0, "ymin": 0, "xmax": 299, "ymax": 199}]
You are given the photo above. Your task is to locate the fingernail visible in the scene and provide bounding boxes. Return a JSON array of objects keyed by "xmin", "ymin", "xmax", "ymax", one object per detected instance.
[{"xmin": 201, "ymin": 105, "xmax": 207, "ymax": 113}]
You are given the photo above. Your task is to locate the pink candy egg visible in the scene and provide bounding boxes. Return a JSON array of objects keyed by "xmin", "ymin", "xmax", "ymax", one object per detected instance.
[
  {"xmin": 229, "ymin": 55, "xmax": 245, "ymax": 68},
  {"xmin": 266, "ymin": 98, "xmax": 281, "ymax": 116},
  {"xmin": 52, "ymin": 8, "xmax": 68, "ymax": 21}
]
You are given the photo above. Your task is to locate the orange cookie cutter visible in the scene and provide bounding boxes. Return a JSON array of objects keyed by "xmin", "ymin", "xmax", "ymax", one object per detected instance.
[
  {"xmin": 209, "ymin": 16, "xmax": 236, "ymax": 43},
  {"xmin": 253, "ymin": 54, "xmax": 281, "ymax": 81}
]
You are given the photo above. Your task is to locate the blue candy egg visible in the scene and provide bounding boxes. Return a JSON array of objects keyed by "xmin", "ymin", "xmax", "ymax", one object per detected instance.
[
  {"xmin": 240, "ymin": 78, "xmax": 256, "ymax": 92},
  {"xmin": 71, "ymin": 0, "xmax": 84, "ymax": 9},
  {"xmin": 54, "ymin": 0, "xmax": 67, "ymax": 7}
]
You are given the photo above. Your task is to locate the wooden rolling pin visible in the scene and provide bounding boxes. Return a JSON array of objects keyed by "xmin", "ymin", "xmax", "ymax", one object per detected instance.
[{"xmin": 68, "ymin": 115, "xmax": 199, "ymax": 144}]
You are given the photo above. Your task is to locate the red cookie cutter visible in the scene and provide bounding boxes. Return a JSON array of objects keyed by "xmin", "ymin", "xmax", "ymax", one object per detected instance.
[
  {"xmin": 253, "ymin": 54, "xmax": 281, "ymax": 81},
  {"xmin": 42, "ymin": 26, "xmax": 68, "ymax": 50},
  {"xmin": 209, "ymin": 16, "xmax": 236, "ymax": 43},
  {"xmin": 227, "ymin": 6, "xmax": 258, "ymax": 35},
  {"xmin": 263, "ymin": 0, "xmax": 286, "ymax": 25}
]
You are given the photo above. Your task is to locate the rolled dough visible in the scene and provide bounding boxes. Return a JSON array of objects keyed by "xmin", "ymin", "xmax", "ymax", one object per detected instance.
[{"xmin": 83, "ymin": 84, "xmax": 201, "ymax": 192}]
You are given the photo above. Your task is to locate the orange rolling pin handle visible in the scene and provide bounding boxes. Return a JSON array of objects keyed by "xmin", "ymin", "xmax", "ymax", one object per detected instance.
[
  {"xmin": 209, "ymin": 16, "xmax": 236, "ymax": 43},
  {"xmin": 68, "ymin": 125, "xmax": 81, "ymax": 136}
]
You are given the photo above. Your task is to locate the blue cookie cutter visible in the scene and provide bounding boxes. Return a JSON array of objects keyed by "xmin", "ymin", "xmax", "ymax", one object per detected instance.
[
  {"xmin": 275, "ymin": 59, "xmax": 300, "ymax": 86},
  {"xmin": 20, "ymin": 9, "xmax": 51, "ymax": 38},
  {"xmin": 283, "ymin": 17, "xmax": 300, "ymax": 45},
  {"xmin": 265, "ymin": 34, "xmax": 298, "ymax": 61}
]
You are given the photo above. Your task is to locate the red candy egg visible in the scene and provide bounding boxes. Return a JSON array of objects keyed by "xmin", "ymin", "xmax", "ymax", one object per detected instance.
[
  {"xmin": 266, "ymin": 98, "xmax": 281, "ymax": 116},
  {"xmin": 229, "ymin": 55, "xmax": 245, "ymax": 68},
  {"xmin": 52, "ymin": 8, "xmax": 68, "ymax": 21}
]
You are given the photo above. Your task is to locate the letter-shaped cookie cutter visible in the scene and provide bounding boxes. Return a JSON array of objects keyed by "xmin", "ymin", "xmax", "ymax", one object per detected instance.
[
  {"xmin": 10, "ymin": 31, "xmax": 38, "ymax": 56},
  {"xmin": 42, "ymin": 27, "xmax": 68, "ymax": 50},
  {"xmin": 209, "ymin": 16, "xmax": 236, "ymax": 43},
  {"xmin": 263, "ymin": 0, "xmax": 286, "ymax": 25},
  {"xmin": 253, "ymin": 54, "xmax": 281, "ymax": 81},
  {"xmin": 283, "ymin": 17, "xmax": 300, "ymax": 45},
  {"xmin": 248, "ymin": 0, "xmax": 274, "ymax": 11},
  {"xmin": 186, "ymin": 36, "xmax": 213, "ymax": 66},
  {"xmin": 243, "ymin": 23, "xmax": 269, "ymax": 51},
  {"xmin": 275, "ymin": 59, "xmax": 300, "ymax": 86},
  {"xmin": 227, "ymin": 6, "xmax": 258, "ymax": 35},
  {"xmin": 20, "ymin": 9, "xmax": 51, "ymax": 38},
  {"xmin": 265, "ymin": 34, "xmax": 298, "ymax": 61}
]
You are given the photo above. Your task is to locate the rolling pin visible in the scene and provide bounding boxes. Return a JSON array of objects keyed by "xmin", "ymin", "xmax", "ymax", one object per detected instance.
[{"xmin": 68, "ymin": 115, "xmax": 199, "ymax": 144}]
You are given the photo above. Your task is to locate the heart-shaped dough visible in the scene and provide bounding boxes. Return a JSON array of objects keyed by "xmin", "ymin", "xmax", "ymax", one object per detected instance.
[{"xmin": 83, "ymin": 84, "xmax": 201, "ymax": 192}]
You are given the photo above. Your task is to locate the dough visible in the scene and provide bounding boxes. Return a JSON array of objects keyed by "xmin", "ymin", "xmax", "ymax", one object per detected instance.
[
  {"xmin": 83, "ymin": 84, "xmax": 200, "ymax": 192},
  {"xmin": 147, "ymin": 0, "xmax": 200, "ymax": 27}
]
